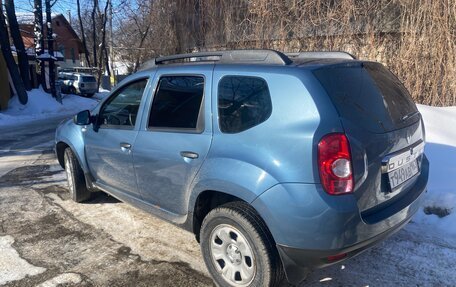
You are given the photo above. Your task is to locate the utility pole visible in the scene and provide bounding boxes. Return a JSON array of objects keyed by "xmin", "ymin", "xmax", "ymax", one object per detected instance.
[
  {"xmin": 34, "ymin": 0, "xmax": 45, "ymax": 89},
  {"xmin": 45, "ymin": 0, "xmax": 58, "ymax": 101}
]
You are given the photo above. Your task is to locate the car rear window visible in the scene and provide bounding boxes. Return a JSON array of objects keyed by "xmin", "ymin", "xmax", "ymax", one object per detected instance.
[
  {"xmin": 313, "ymin": 62, "xmax": 418, "ymax": 133},
  {"xmin": 218, "ymin": 76, "xmax": 272, "ymax": 133},
  {"xmin": 81, "ymin": 76, "xmax": 96, "ymax": 82}
]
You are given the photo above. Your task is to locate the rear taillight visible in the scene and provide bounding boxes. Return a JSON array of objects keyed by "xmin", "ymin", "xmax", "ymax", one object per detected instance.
[{"xmin": 318, "ymin": 133, "xmax": 354, "ymax": 195}]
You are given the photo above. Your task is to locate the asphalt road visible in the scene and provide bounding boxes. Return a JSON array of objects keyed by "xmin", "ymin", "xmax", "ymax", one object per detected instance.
[{"xmin": 0, "ymin": 118, "xmax": 455, "ymax": 286}]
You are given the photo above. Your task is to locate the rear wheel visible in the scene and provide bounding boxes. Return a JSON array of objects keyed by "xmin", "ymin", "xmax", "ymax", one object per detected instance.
[
  {"xmin": 63, "ymin": 148, "xmax": 91, "ymax": 202},
  {"xmin": 69, "ymin": 86, "xmax": 77, "ymax": 95},
  {"xmin": 200, "ymin": 201, "xmax": 284, "ymax": 287}
]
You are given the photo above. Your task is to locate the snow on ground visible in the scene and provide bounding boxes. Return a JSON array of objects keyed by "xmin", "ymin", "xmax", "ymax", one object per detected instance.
[
  {"xmin": 415, "ymin": 104, "xmax": 456, "ymax": 240},
  {"xmin": 0, "ymin": 235, "xmax": 46, "ymax": 285},
  {"xmin": 0, "ymin": 88, "xmax": 108, "ymax": 127}
]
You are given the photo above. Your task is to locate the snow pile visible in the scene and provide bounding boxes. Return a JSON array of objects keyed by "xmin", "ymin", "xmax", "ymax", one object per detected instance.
[
  {"xmin": 415, "ymin": 104, "xmax": 456, "ymax": 238},
  {"xmin": 0, "ymin": 88, "xmax": 99, "ymax": 127}
]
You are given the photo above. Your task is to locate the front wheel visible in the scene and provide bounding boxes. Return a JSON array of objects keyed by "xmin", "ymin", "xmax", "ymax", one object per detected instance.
[
  {"xmin": 200, "ymin": 201, "xmax": 284, "ymax": 287},
  {"xmin": 63, "ymin": 148, "xmax": 91, "ymax": 202}
]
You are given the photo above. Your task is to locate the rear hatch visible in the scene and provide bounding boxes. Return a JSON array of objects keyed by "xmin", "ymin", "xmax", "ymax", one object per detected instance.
[
  {"xmin": 313, "ymin": 62, "xmax": 425, "ymax": 214},
  {"xmin": 81, "ymin": 76, "xmax": 97, "ymax": 90}
]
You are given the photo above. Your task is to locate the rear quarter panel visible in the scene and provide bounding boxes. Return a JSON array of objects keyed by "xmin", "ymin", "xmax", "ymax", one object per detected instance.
[
  {"xmin": 187, "ymin": 65, "xmax": 343, "ymax": 211},
  {"xmin": 209, "ymin": 66, "xmax": 342, "ymax": 185}
]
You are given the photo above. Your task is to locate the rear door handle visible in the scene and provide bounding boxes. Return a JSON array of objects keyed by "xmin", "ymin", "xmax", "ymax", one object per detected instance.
[
  {"xmin": 120, "ymin": 142, "xmax": 132, "ymax": 152},
  {"xmin": 180, "ymin": 151, "xmax": 199, "ymax": 159}
]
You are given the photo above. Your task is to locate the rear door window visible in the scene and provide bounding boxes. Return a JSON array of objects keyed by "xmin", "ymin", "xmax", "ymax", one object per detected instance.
[
  {"xmin": 313, "ymin": 62, "xmax": 417, "ymax": 133},
  {"xmin": 148, "ymin": 76, "xmax": 204, "ymax": 132},
  {"xmin": 218, "ymin": 76, "xmax": 272, "ymax": 133}
]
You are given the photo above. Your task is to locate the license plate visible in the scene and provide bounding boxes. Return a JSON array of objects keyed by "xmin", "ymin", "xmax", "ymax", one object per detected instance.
[{"xmin": 388, "ymin": 160, "xmax": 419, "ymax": 189}]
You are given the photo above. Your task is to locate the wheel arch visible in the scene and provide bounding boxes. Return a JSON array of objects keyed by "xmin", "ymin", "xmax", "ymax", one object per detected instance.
[
  {"xmin": 56, "ymin": 141, "xmax": 69, "ymax": 169},
  {"xmin": 190, "ymin": 188, "xmax": 276, "ymax": 246},
  {"xmin": 56, "ymin": 140, "xmax": 88, "ymax": 172}
]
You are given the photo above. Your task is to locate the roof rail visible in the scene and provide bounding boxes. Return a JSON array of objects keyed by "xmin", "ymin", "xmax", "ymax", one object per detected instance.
[
  {"xmin": 286, "ymin": 51, "xmax": 356, "ymax": 60},
  {"xmin": 139, "ymin": 50, "xmax": 355, "ymax": 70},
  {"xmin": 139, "ymin": 49, "xmax": 292, "ymax": 70}
]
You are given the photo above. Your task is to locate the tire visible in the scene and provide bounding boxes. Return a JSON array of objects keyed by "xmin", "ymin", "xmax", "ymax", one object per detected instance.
[
  {"xmin": 69, "ymin": 87, "xmax": 77, "ymax": 95},
  {"xmin": 200, "ymin": 201, "xmax": 284, "ymax": 287},
  {"xmin": 63, "ymin": 148, "xmax": 91, "ymax": 203}
]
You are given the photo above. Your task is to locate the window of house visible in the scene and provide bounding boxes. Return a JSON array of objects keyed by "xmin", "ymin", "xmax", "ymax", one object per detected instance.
[
  {"xmin": 218, "ymin": 76, "xmax": 272, "ymax": 133},
  {"xmin": 71, "ymin": 48, "xmax": 75, "ymax": 63},
  {"xmin": 58, "ymin": 45, "xmax": 65, "ymax": 58},
  {"xmin": 148, "ymin": 76, "xmax": 204, "ymax": 131}
]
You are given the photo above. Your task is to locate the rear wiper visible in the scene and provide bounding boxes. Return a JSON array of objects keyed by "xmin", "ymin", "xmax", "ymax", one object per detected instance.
[{"xmin": 401, "ymin": 111, "xmax": 419, "ymax": 121}]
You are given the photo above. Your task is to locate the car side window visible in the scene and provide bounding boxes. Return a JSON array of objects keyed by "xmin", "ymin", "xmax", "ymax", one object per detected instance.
[
  {"xmin": 218, "ymin": 76, "xmax": 272, "ymax": 133},
  {"xmin": 99, "ymin": 79, "xmax": 148, "ymax": 128},
  {"xmin": 148, "ymin": 76, "xmax": 204, "ymax": 132}
]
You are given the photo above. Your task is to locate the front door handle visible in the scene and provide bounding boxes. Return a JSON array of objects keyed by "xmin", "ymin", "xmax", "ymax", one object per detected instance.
[
  {"xmin": 120, "ymin": 142, "xmax": 132, "ymax": 152},
  {"xmin": 180, "ymin": 151, "xmax": 199, "ymax": 159}
]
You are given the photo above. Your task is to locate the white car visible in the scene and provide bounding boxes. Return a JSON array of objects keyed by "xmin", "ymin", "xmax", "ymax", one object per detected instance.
[{"xmin": 58, "ymin": 72, "xmax": 98, "ymax": 97}]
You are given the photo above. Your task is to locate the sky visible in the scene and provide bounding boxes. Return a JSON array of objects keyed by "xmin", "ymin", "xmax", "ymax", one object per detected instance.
[{"xmin": 13, "ymin": 0, "xmax": 124, "ymax": 18}]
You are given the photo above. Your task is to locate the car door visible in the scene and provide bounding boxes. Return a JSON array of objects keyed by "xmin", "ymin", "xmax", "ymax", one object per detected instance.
[
  {"xmin": 133, "ymin": 65, "xmax": 213, "ymax": 216},
  {"xmin": 84, "ymin": 77, "xmax": 149, "ymax": 199}
]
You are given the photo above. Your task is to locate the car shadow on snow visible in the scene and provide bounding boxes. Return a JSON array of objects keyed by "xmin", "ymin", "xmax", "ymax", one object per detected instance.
[{"xmin": 84, "ymin": 191, "xmax": 121, "ymax": 204}]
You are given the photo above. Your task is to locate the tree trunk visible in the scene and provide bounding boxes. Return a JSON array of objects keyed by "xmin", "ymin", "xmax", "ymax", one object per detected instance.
[
  {"xmin": 133, "ymin": 25, "xmax": 151, "ymax": 72},
  {"xmin": 34, "ymin": 0, "xmax": 45, "ymax": 90},
  {"xmin": 0, "ymin": 0, "xmax": 28, "ymax": 105},
  {"xmin": 77, "ymin": 0, "xmax": 91, "ymax": 67},
  {"xmin": 92, "ymin": 0, "xmax": 98, "ymax": 67},
  {"xmin": 96, "ymin": 0, "xmax": 110, "ymax": 89},
  {"xmin": 45, "ymin": 0, "xmax": 59, "ymax": 102},
  {"xmin": 104, "ymin": 46, "xmax": 110, "ymax": 77},
  {"xmin": 5, "ymin": 0, "xmax": 32, "ymax": 91}
]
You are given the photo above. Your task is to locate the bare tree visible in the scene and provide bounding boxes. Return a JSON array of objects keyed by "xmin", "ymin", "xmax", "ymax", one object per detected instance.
[
  {"xmin": 0, "ymin": 0, "xmax": 27, "ymax": 104},
  {"xmin": 96, "ymin": 0, "xmax": 110, "ymax": 87},
  {"xmin": 77, "ymin": 0, "xmax": 91, "ymax": 66},
  {"xmin": 91, "ymin": 0, "xmax": 97, "ymax": 67}
]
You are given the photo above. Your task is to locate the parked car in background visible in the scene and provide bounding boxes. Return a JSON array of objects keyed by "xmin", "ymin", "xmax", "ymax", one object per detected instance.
[
  {"xmin": 58, "ymin": 72, "xmax": 98, "ymax": 97},
  {"xmin": 55, "ymin": 50, "xmax": 429, "ymax": 287}
]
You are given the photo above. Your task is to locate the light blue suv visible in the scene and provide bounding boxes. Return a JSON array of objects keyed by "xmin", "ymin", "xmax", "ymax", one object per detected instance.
[{"xmin": 55, "ymin": 50, "xmax": 429, "ymax": 286}]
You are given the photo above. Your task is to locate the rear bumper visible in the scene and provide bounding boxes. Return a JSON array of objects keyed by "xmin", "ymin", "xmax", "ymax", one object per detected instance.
[
  {"xmin": 251, "ymin": 155, "xmax": 428, "ymax": 285},
  {"xmin": 276, "ymin": 210, "xmax": 414, "ymax": 284},
  {"xmin": 78, "ymin": 88, "xmax": 97, "ymax": 94}
]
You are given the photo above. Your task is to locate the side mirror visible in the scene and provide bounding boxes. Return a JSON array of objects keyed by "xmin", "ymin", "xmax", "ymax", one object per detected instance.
[{"xmin": 74, "ymin": 110, "xmax": 91, "ymax": 125}]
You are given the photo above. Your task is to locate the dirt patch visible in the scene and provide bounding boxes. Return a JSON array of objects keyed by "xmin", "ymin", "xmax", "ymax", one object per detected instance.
[
  {"xmin": 0, "ymin": 163, "xmax": 213, "ymax": 287},
  {"xmin": 0, "ymin": 165, "xmax": 61, "ymax": 187},
  {"xmin": 423, "ymin": 206, "xmax": 452, "ymax": 218},
  {"xmin": 34, "ymin": 185, "xmax": 70, "ymax": 200},
  {"xmin": 19, "ymin": 213, "xmax": 95, "ymax": 245}
]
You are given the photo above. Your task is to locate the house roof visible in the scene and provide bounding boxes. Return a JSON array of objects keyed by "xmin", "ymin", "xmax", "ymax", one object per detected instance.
[
  {"xmin": 15, "ymin": 12, "xmax": 61, "ymax": 25},
  {"xmin": 15, "ymin": 13, "xmax": 82, "ymax": 51}
]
